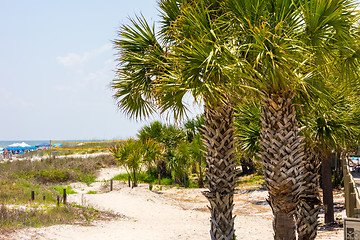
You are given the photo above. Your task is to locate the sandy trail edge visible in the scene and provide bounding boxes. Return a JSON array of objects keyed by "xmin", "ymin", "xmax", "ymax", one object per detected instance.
[{"xmin": 6, "ymin": 167, "xmax": 344, "ymax": 240}]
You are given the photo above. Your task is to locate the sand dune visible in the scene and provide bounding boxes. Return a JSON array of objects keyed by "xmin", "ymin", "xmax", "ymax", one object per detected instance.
[{"xmin": 7, "ymin": 168, "xmax": 344, "ymax": 240}]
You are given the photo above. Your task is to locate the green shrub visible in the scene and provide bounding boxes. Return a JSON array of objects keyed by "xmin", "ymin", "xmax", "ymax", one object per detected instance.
[
  {"xmin": 237, "ymin": 174, "xmax": 264, "ymax": 185},
  {"xmin": 78, "ymin": 174, "xmax": 96, "ymax": 185},
  {"xmin": 35, "ymin": 170, "xmax": 70, "ymax": 183},
  {"xmin": 141, "ymin": 173, "xmax": 156, "ymax": 183},
  {"xmin": 112, "ymin": 173, "xmax": 129, "ymax": 181},
  {"xmin": 187, "ymin": 180, "xmax": 198, "ymax": 188},
  {"xmin": 53, "ymin": 185, "xmax": 77, "ymax": 195},
  {"xmin": 161, "ymin": 178, "xmax": 173, "ymax": 185},
  {"xmin": 86, "ymin": 191, "xmax": 97, "ymax": 194}
]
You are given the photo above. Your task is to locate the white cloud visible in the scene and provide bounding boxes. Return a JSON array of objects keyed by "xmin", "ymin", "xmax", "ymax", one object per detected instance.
[{"xmin": 57, "ymin": 43, "xmax": 112, "ymax": 67}]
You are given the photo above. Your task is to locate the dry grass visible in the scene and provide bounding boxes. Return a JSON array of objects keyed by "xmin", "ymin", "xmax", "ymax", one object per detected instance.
[
  {"xmin": 0, "ymin": 204, "xmax": 121, "ymax": 233},
  {"xmin": 0, "ymin": 155, "xmax": 116, "ymax": 204},
  {"xmin": 0, "ymin": 155, "xmax": 119, "ymax": 233}
]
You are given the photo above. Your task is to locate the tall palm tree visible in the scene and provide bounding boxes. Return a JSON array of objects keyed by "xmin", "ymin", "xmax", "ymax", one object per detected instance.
[
  {"xmin": 225, "ymin": 1, "xmax": 309, "ymax": 238},
  {"xmin": 113, "ymin": 1, "xmax": 240, "ymax": 239},
  {"xmin": 225, "ymin": 0, "xmax": 359, "ymax": 238},
  {"xmin": 293, "ymin": 1, "xmax": 360, "ymax": 238},
  {"xmin": 160, "ymin": 2, "xmax": 246, "ymax": 238}
]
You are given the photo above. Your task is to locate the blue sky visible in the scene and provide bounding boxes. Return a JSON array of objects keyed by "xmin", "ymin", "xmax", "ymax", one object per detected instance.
[{"xmin": 0, "ymin": 0, "xmax": 201, "ymax": 141}]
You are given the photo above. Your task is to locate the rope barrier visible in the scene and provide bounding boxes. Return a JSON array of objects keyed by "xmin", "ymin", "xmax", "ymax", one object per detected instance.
[
  {"xmin": 54, "ymin": 148, "xmax": 110, "ymax": 151},
  {"xmin": 50, "ymin": 139, "xmax": 127, "ymax": 151}
]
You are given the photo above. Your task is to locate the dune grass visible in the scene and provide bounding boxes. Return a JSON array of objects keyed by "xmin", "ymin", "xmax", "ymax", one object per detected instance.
[
  {"xmin": 237, "ymin": 174, "xmax": 264, "ymax": 187},
  {"xmin": 0, "ymin": 155, "xmax": 116, "ymax": 204},
  {"xmin": 0, "ymin": 155, "xmax": 118, "ymax": 232},
  {"xmin": 0, "ymin": 204, "xmax": 119, "ymax": 232},
  {"xmin": 113, "ymin": 172, "xmax": 174, "ymax": 186}
]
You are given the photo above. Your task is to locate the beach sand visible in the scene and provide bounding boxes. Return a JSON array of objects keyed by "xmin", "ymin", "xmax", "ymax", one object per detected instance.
[{"xmin": 5, "ymin": 167, "xmax": 344, "ymax": 240}]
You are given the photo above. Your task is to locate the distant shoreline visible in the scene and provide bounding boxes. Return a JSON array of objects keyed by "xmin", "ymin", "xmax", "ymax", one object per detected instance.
[{"xmin": 0, "ymin": 139, "xmax": 121, "ymax": 148}]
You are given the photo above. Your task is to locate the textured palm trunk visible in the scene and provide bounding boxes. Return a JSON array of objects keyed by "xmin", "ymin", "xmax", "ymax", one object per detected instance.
[
  {"xmin": 202, "ymin": 98, "xmax": 236, "ymax": 240},
  {"xmin": 259, "ymin": 90, "xmax": 304, "ymax": 240},
  {"xmin": 296, "ymin": 147, "xmax": 321, "ymax": 240}
]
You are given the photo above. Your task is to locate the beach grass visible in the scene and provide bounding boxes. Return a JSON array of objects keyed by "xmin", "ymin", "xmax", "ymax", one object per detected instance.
[
  {"xmin": 0, "ymin": 154, "xmax": 117, "ymax": 232},
  {"xmin": 237, "ymin": 173, "xmax": 264, "ymax": 187},
  {"xmin": 0, "ymin": 204, "xmax": 119, "ymax": 233},
  {"xmin": 113, "ymin": 172, "xmax": 175, "ymax": 186}
]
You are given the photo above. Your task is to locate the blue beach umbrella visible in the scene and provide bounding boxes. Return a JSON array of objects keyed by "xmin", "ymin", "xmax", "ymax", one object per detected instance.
[{"xmin": 36, "ymin": 143, "xmax": 51, "ymax": 147}]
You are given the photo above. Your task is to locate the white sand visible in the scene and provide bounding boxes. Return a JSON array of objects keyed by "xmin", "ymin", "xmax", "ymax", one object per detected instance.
[{"xmin": 6, "ymin": 167, "xmax": 344, "ymax": 240}]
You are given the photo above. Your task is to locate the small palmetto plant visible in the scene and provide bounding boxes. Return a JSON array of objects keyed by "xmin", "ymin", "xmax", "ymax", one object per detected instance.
[{"xmin": 110, "ymin": 139, "xmax": 143, "ymax": 187}]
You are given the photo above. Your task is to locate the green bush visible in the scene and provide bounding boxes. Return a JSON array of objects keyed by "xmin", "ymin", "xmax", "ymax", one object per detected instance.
[
  {"xmin": 113, "ymin": 173, "xmax": 174, "ymax": 185},
  {"xmin": 161, "ymin": 178, "xmax": 173, "ymax": 185},
  {"xmin": 35, "ymin": 170, "xmax": 70, "ymax": 183},
  {"xmin": 53, "ymin": 185, "xmax": 77, "ymax": 195},
  {"xmin": 78, "ymin": 174, "xmax": 96, "ymax": 185},
  {"xmin": 187, "ymin": 180, "xmax": 198, "ymax": 188},
  {"xmin": 112, "ymin": 173, "xmax": 129, "ymax": 181}
]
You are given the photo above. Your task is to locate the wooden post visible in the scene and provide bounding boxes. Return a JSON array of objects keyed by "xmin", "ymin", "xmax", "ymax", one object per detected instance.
[
  {"xmin": 110, "ymin": 179, "xmax": 113, "ymax": 191},
  {"xmin": 345, "ymin": 174, "xmax": 351, "ymax": 217},
  {"xmin": 349, "ymin": 181, "xmax": 355, "ymax": 217},
  {"xmin": 63, "ymin": 188, "xmax": 67, "ymax": 204},
  {"xmin": 128, "ymin": 176, "xmax": 131, "ymax": 187},
  {"xmin": 350, "ymin": 192, "xmax": 356, "ymax": 217},
  {"xmin": 50, "ymin": 140, "xmax": 52, "ymax": 159},
  {"xmin": 57, "ymin": 195, "xmax": 60, "ymax": 206},
  {"xmin": 158, "ymin": 173, "xmax": 161, "ymax": 185},
  {"xmin": 31, "ymin": 191, "xmax": 35, "ymax": 201}
]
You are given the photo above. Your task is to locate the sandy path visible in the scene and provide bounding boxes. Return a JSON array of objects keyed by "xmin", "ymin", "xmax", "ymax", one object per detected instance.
[{"xmin": 7, "ymin": 167, "xmax": 345, "ymax": 240}]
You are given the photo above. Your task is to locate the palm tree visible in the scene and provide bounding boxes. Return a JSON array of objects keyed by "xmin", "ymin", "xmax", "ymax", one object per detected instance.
[
  {"xmin": 183, "ymin": 114, "xmax": 204, "ymax": 143},
  {"xmin": 234, "ymin": 100, "xmax": 261, "ymax": 174},
  {"xmin": 160, "ymin": 2, "xmax": 242, "ymax": 238},
  {"xmin": 137, "ymin": 121, "xmax": 187, "ymax": 178},
  {"xmin": 225, "ymin": 0, "xmax": 359, "ymax": 238},
  {"xmin": 295, "ymin": 85, "xmax": 360, "ymax": 236},
  {"xmin": 141, "ymin": 138, "xmax": 165, "ymax": 173},
  {"xmin": 113, "ymin": 1, "xmax": 240, "ymax": 239},
  {"xmin": 293, "ymin": 1, "xmax": 360, "ymax": 238},
  {"xmin": 189, "ymin": 133, "xmax": 207, "ymax": 188},
  {"xmin": 110, "ymin": 139, "xmax": 143, "ymax": 187},
  {"xmin": 225, "ymin": 1, "xmax": 310, "ymax": 238},
  {"xmin": 183, "ymin": 116, "xmax": 206, "ymax": 187}
]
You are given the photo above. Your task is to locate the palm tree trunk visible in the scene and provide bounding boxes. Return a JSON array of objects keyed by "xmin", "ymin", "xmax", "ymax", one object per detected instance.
[
  {"xmin": 202, "ymin": 98, "xmax": 236, "ymax": 240},
  {"xmin": 198, "ymin": 164, "xmax": 204, "ymax": 188},
  {"xmin": 133, "ymin": 169, "xmax": 137, "ymax": 187},
  {"xmin": 296, "ymin": 147, "xmax": 321, "ymax": 240},
  {"xmin": 321, "ymin": 150, "xmax": 334, "ymax": 223},
  {"xmin": 259, "ymin": 90, "xmax": 304, "ymax": 240}
]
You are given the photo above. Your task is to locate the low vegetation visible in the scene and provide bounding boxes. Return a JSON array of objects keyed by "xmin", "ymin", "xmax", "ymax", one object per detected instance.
[
  {"xmin": 0, "ymin": 155, "xmax": 116, "ymax": 204},
  {"xmin": 0, "ymin": 204, "xmax": 119, "ymax": 232},
  {"xmin": 0, "ymin": 155, "xmax": 117, "ymax": 232}
]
